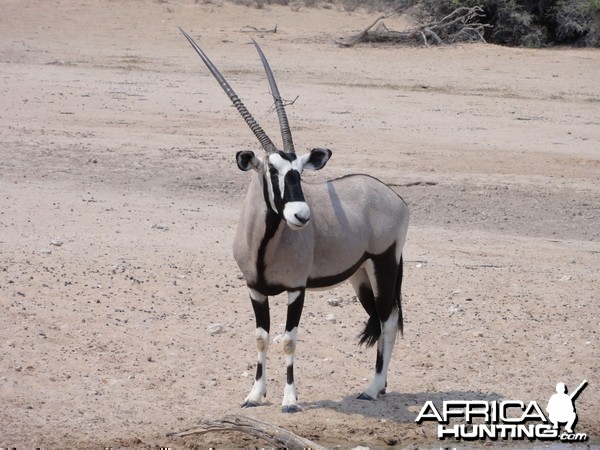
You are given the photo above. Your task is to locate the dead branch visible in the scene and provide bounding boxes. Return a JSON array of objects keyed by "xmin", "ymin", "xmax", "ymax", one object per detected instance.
[
  {"xmin": 335, "ymin": 13, "xmax": 393, "ymax": 47},
  {"xmin": 336, "ymin": 6, "xmax": 490, "ymax": 47},
  {"xmin": 389, "ymin": 181, "xmax": 438, "ymax": 187},
  {"xmin": 167, "ymin": 414, "xmax": 328, "ymax": 450},
  {"xmin": 267, "ymin": 94, "xmax": 299, "ymax": 117},
  {"xmin": 241, "ymin": 25, "xmax": 277, "ymax": 33}
]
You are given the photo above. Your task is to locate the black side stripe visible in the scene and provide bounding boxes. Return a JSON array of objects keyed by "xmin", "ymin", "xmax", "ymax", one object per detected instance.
[
  {"xmin": 250, "ymin": 173, "xmax": 282, "ymax": 296},
  {"xmin": 306, "ymin": 253, "xmax": 369, "ymax": 289}
]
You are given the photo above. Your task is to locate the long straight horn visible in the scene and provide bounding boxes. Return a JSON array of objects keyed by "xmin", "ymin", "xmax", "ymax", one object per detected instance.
[
  {"xmin": 179, "ymin": 28, "xmax": 278, "ymax": 154},
  {"xmin": 251, "ymin": 39, "xmax": 295, "ymax": 154}
]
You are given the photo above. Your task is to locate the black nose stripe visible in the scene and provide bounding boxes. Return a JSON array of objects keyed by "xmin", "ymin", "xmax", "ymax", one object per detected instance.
[{"xmin": 283, "ymin": 170, "xmax": 305, "ymax": 203}]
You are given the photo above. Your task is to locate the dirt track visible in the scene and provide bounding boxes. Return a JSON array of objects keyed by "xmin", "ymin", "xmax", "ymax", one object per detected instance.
[{"xmin": 1, "ymin": 1, "xmax": 599, "ymax": 448}]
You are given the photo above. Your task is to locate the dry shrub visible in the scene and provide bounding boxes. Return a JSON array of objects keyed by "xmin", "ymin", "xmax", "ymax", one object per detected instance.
[
  {"xmin": 392, "ymin": 0, "xmax": 600, "ymax": 46},
  {"xmin": 551, "ymin": 0, "xmax": 600, "ymax": 46},
  {"xmin": 227, "ymin": 0, "xmax": 600, "ymax": 46}
]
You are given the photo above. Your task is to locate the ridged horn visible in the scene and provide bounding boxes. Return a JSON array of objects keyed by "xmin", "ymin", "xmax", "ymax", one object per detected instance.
[
  {"xmin": 179, "ymin": 28, "xmax": 278, "ymax": 154},
  {"xmin": 251, "ymin": 39, "xmax": 295, "ymax": 154}
]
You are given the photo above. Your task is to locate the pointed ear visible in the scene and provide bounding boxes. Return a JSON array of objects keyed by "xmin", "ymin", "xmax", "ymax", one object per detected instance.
[
  {"xmin": 301, "ymin": 147, "xmax": 332, "ymax": 171},
  {"xmin": 236, "ymin": 151, "xmax": 263, "ymax": 172}
]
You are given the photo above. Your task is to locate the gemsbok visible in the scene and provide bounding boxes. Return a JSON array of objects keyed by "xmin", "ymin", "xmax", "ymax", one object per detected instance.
[{"xmin": 180, "ymin": 29, "xmax": 409, "ymax": 413}]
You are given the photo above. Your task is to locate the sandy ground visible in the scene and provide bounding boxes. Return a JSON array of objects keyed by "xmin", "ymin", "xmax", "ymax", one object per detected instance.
[{"xmin": 1, "ymin": 0, "xmax": 599, "ymax": 448}]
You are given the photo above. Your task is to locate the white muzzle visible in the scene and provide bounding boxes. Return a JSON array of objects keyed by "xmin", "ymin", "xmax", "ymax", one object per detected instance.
[{"xmin": 283, "ymin": 201, "xmax": 311, "ymax": 229}]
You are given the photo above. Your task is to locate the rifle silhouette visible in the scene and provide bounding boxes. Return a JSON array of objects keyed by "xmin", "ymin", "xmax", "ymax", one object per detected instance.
[{"xmin": 569, "ymin": 379, "xmax": 588, "ymax": 401}]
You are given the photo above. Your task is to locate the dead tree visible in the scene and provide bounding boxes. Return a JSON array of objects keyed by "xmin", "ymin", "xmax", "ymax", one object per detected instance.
[{"xmin": 337, "ymin": 6, "xmax": 490, "ymax": 47}]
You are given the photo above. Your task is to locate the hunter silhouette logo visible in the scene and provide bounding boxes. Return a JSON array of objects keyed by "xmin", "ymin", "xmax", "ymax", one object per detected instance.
[
  {"xmin": 547, "ymin": 380, "xmax": 587, "ymax": 434},
  {"xmin": 415, "ymin": 380, "xmax": 589, "ymax": 442}
]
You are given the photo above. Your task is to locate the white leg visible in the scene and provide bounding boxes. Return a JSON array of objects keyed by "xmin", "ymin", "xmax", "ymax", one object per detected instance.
[
  {"xmin": 357, "ymin": 254, "xmax": 401, "ymax": 400},
  {"xmin": 281, "ymin": 289, "xmax": 304, "ymax": 413},
  {"xmin": 361, "ymin": 307, "xmax": 398, "ymax": 399},
  {"xmin": 242, "ymin": 288, "xmax": 270, "ymax": 408}
]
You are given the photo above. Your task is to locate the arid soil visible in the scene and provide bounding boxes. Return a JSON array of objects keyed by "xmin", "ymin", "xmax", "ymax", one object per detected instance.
[{"xmin": 1, "ymin": 1, "xmax": 599, "ymax": 448}]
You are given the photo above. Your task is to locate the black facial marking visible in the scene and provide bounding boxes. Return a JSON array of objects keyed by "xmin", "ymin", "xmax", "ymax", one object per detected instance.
[
  {"xmin": 283, "ymin": 169, "xmax": 305, "ymax": 203},
  {"xmin": 268, "ymin": 168, "xmax": 305, "ymax": 218},
  {"xmin": 265, "ymin": 152, "xmax": 305, "ymax": 220},
  {"xmin": 263, "ymin": 168, "xmax": 280, "ymax": 214},
  {"xmin": 267, "ymin": 165, "xmax": 285, "ymax": 216},
  {"xmin": 277, "ymin": 150, "xmax": 297, "ymax": 161}
]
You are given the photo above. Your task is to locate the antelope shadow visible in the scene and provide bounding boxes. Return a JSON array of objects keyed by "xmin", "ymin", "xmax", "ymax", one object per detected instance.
[{"xmin": 303, "ymin": 390, "xmax": 504, "ymax": 423}]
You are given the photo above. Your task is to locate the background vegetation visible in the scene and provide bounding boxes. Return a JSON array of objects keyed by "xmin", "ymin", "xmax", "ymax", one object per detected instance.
[{"xmin": 232, "ymin": 0, "xmax": 600, "ymax": 47}]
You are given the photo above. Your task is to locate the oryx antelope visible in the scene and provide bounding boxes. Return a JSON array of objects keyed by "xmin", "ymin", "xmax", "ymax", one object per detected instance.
[{"xmin": 180, "ymin": 29, "xmax": 409, "ymax": 413}]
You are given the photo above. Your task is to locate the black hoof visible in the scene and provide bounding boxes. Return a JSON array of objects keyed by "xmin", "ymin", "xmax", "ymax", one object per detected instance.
[
  {"xmin": 357, "ymin": 392, "xmax": 376, "ymax": 401},
  {"xmin": 241, "ymin": 400, "xmax": 260, "ymax": 408},
  {"xmin": 281, "ymin": 404, "xmax": 302, "ymax": 414}
]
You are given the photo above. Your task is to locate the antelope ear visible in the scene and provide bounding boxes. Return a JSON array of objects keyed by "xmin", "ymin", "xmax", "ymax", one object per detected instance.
[
  {"xmin": 236, "ymin": 151, "xmax": 262, "ymax": 172},
  {"xmin": 302, "ymin": 147, "xmax": 332, "ymax": 171}
]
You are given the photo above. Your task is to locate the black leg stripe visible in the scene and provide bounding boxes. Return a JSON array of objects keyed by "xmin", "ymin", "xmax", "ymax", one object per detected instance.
[
  {"xmin": 285, "ymin": 290, "xmax": 305, "ymax": 332},
  {"xmin": 375, "ymin": 349, "xmax": 384, "ymax": 374},
  {"xmin": 357, "ymin": 283, "xmax": 376, "ymax": 317},
  {"xmin": 286, "ymin": 365, "xmax": 294, "ymax": 385},
  {"xmin": 251, "ymin": 297, "xmax": 270, "ymax": 333},
  {"xmin": 371, "ymin": 243, "xmax": 399, "ymax": 324},
  {"xmin": 256, "ymin": 362, "xmax": 263, "ymax": 381}
]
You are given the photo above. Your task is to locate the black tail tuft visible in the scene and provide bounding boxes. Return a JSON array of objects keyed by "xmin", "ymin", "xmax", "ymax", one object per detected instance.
[
  {"xmin": 358, "ymin": 315, "xmax": 381, "ymax": 347},
  {"xmin": 397, "ymin": 255, "xmax": 404, "ymax": 336}
]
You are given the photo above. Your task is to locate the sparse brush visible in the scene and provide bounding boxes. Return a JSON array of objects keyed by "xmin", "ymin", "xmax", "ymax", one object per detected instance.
[
  {"xmin": 550, "ymin": 0, "xmax": 600, "ymax": 46},
  {"xmin": 226, "ymin": 0, "xmax": 600, "ymax": 46}
]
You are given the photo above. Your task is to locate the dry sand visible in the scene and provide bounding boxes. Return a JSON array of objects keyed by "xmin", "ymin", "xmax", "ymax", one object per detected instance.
[{"xmin": 1, "ymin": 0, "xmax": 599, "ymax": 448}]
